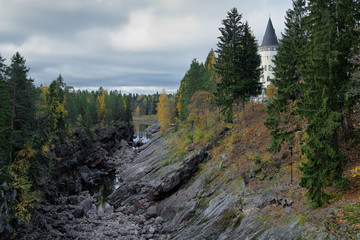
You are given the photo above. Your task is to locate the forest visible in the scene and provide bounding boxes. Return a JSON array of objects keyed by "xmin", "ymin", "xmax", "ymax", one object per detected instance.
[
  {"xmin": 0, "ymin": 0, "xmax": 359, "ymax": 238},
  {"xmin": 0, "ymin": 52, "xmax": 136, "ymax": 222},
  {"xmin": 157, "ymin": 0, "xmax": 360, "ymax": 209}
]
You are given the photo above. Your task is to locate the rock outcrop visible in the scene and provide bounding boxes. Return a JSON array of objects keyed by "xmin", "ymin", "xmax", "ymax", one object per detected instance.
[
  {"xmin": 20, "ymin": 123, "xmax": 344, "ymax": 239},
  {"xmin": 104, "ymin": 126, "xmax": 336, "ymax": 239}
]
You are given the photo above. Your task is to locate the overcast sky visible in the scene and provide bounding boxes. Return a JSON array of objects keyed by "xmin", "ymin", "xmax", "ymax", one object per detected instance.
[{"xmin": 0, "ymin": 0, "xmax": 292, "ymax": 94}]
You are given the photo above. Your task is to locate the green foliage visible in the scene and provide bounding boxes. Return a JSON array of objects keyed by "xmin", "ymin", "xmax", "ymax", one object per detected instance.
[
  {"xmin": 253, "ymin": 152, "xmax": 261, "ymax": 164},
  {"xmin": 0, "ymin": 54, "xmax": 12, "ymax": 181},
  {"xmin": 215, "ymin": 8, "xmax": 262, "ymax": 122},
  {"xmin": 176, "ymin": 50, "xmax": 219, "ymax": 122},
  {"xmin": 39, "ymin": 75, "xmax": 68, "ymax": 140},
  {"xmin": 177, "ymin": 59, "xmax": 207, "ymax": 121},
  {"xmin": 299, "ymin": 92, "xmax": 348, "ymax": 207},
  {"xmin": 264, "ymin": 0, "xmax": 307, "ymax": 152},
  {"xmin": 131, "ymin": 92, "xmax": 159, "ymax": 117},
  {"xmin": 266, "ymin": 0, "xmax": 360, "ymax": 207},
  {"xmin": 7, "ymin": 52, "xmax": 37, "ymax": 158},
  {"xmin": 62, "ymin": 87, "xmax": 132, "ymax": 129},
  {"xmin": 256, "ymin": 172, "xmax": 266, "ymax": 180},
  {"xmin": 0, "ymin": 51, "xmax": 136, "ymax": 233},
  {"xmin": 297, "ymin": 0, "xmax": 359, "ymax": 207},
  {"xmin": 10, "ymin": 143, "xmax": 40, "ymax": 223}
]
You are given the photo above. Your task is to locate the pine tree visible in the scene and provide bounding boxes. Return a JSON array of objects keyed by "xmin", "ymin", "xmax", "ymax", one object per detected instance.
[
  {"xmin": 264, "ymin": 0, "xmax": 308, "ymax": 152},
  {"xmin": 215, "ymin": 8, "xmax": 261, "ymax": 122}
]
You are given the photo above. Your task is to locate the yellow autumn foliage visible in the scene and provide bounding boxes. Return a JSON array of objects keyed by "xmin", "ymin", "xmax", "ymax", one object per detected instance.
[
  {"xmin": 135, "ymin": 106, "xmax": 141, "ymax": 118},
  {"xmin": 266, "ymin": 82, "xmax": 276, "ymax": 99},
  {"xmin": 97, "ymin": 90, "xmax": 108, "ymax": 128},
  {"xmin": 351, "ymin": 166, "xmax": 360, "ymax": 178},
  {"xmin": 157, "ymin": 89, "xmax": 175, "ymax": 134},
  {"xmin": 40, "ymin": 84, "xmax": 68, "ymax": 131},
  {"xmin": 10, "ymin": 143, "xmax": 40, "ymax": 222}
]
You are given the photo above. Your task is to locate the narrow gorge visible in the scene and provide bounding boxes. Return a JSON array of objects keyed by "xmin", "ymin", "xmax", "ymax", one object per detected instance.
[{"xmin": 8, "ymin": 118, "xmax": 352, "ymax": 240}]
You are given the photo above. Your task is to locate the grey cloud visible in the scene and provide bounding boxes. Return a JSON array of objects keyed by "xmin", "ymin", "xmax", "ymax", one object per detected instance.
[{"xmin": 1, "ymin": 0, "xmax": 292, "ymax": 94}]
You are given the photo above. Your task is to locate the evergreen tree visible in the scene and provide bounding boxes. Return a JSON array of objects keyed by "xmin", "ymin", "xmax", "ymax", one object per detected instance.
[
  {"xmin": 64, "ymin": 87, "xmax": 78, "ymax": 125},
  {"xmin": 177, "ymin": 59, "xmax": 207, "ymax": 121},
  {"xmin": 124, "ymin": 96, "xmax": 132, "ymax": 124},
  {"xmin": 7, "ymin": 52, "xmax": 36, "ymax": 159},
  {"xmin": 215, "ymin": 8, "xmax": 261, "ymax": 122},
  {"xmin": 0, "ymin": 54, "xmax": 11, "ymax": 180},
  {"xmin": 204, "ymin": 49, "xmax": 220, "ymax": 94},
  {"xmin": 84, "ymin": 94, "xmax": 97, "ymax": 127},
  {"xmin": 264, "ymin": 0, "xmax": 308, "ymax": 152},
  {"xmin": 297, "ymin": 0, "xmax": 360, "ymax": 206},
  {"xmin": 39, "ymin": 75, "xmax": 68, "ymax": 140}
]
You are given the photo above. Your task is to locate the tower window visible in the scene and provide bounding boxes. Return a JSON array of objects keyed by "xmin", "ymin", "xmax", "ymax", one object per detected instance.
[
  {"xmin": 267, "ymin": 76, "xmax": 270, "ymax": 82},
  {"xmin": 268, "ymin": 65, "xmax": 272, "ymax": 71},
  {"xmin": 264, "ymin": 65, "xmax": 267, "ymax": 71}
]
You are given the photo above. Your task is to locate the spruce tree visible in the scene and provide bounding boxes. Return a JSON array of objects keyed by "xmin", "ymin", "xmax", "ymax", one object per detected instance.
[
  {"xmin": 204, "ymin": 49, "xmax": 219, "ymax": 94},
  {"xmin": 7, "ymin": 52, "xmax": 36, "ymax": 159},
  {"xmin": 0, "ymin": 54, "xmax": 11, "ymax": 180},
  {"xmin": 215, "ymin": 8, "xmax": 261, "ymax": 122},
  {"xmin": 298, "ymin": 0, "xmax": 360, "ymax": 206},
  {"xmin": 264, "ymin": 0, "xmax": 308, "ymax": 152},
  {"xmin": 177, "ymin": 59, "xmax": 207, "ymax": 121},
  {"xmin": 40, "ymin": 75, "xmax": 68, "ymax": 140}
]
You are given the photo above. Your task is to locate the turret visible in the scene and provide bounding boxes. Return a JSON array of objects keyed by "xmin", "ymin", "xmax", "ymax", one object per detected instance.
[{"xmin": 258, "ymin": 18, "xmax": 278, "ymax": 100}]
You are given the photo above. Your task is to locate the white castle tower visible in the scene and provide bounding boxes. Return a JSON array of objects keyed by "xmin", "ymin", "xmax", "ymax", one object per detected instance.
[{"xmin": 257, "ymin": 18, "xmax": 278, "ymax": 101}]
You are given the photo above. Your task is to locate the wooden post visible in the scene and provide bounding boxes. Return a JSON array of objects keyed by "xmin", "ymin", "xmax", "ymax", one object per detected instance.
[{"xmin": 289, "ymin": 146, "xmax": 293, "ymax": 185}]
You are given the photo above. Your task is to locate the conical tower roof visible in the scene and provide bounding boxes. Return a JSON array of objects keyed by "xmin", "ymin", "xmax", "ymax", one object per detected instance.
[{"xmin": 261, "ymin": 18, "xmax": 278, "ymax": 47}]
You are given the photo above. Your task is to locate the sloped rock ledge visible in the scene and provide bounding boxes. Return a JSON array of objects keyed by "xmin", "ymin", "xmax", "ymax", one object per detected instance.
[{"xmin": 107, "ymin": 128, "xmax": 229, "ymax": 213}]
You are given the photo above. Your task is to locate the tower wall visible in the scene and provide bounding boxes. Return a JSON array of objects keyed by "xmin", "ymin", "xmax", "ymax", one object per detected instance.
[{"xmin": 259, "ymin": 46, "xmax": 277, "ymax": 89}]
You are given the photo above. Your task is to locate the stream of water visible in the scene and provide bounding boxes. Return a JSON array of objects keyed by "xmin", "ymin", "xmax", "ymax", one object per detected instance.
[{"xmin": 92, "ymin": 122, "xmax": 153, "ymax": 210}]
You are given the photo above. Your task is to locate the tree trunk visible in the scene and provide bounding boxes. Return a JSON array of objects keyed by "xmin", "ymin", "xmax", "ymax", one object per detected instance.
[
  {"xmin": 240, "ymin": 99, "xmax": 247, "ymax": 150},
  {"xmin": 9, "ymin": 87, "xmax": 16, "ymax": 160},
  {"xmin": 341, "ymin": 106, "xmax": 349, "ymax": 133},
  {"xmin": 242, "ymin": 100, "xmax": 246, "ymax": 123}
]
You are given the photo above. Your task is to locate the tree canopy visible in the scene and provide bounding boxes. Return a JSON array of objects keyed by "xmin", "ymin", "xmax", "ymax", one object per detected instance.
[{"xmin": 215, "ymin": 8, "xmax": 261, "ymax": 122}]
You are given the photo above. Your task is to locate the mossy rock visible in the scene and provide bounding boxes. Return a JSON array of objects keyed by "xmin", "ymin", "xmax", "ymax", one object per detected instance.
[{"xmin": 215, "ymin": 207, "xmax": 244, "ymax": 232}]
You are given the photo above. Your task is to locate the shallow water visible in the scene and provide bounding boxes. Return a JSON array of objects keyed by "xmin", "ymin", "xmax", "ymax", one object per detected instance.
[{"xmin": 92, "ymin": 122, "xmax": 152, "ymax": 210}]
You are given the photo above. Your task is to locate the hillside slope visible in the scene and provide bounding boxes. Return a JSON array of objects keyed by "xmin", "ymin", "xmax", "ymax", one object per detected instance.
[{"xmin": 107, "ymin": 103, "xmax": 360, "ymax": 239}]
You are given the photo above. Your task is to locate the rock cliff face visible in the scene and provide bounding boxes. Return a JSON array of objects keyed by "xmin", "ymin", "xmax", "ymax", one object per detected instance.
[
  {"xmin": 20, "ymin": 124, "xmax": 344, "ymax": 239},
  {"xmin": 104, "ymin": 128, "xmax": 334, "ymax": 240}
]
